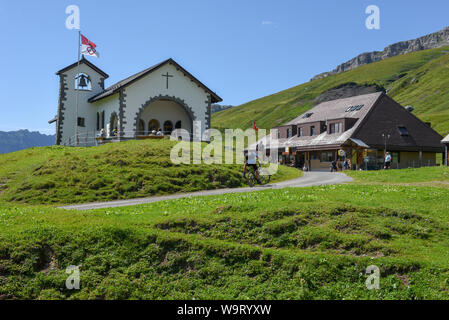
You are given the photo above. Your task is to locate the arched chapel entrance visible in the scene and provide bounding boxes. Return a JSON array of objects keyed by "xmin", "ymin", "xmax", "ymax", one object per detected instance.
[{"xmin": 135, "ymin": 97, "xmax": 193, "ymax": 136}]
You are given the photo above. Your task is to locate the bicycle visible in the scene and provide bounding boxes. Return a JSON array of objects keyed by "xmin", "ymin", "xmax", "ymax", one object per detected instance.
[{"xmin": 245, "ymin": 166, "xmax": 271, "ymax": 187}]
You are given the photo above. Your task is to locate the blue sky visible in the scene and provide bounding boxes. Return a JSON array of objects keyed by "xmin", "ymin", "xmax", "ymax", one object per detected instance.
[{"xmin": 1, "ymin": 0, "xmax": 448, "ymax": 134}]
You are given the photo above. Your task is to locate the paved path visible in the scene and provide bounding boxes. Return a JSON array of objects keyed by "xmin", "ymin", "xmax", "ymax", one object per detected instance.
[{"xmin": 60, "ymin": 171, "xmax": 353, "ymax": 211}]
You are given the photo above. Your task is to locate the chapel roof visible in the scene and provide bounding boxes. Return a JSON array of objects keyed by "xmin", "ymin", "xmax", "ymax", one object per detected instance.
[
  {"xmin": 56, "ymin": 56, "xmax": 109, "ymax": 79},
  {"xmin": 88, "ymin": 58, "xmax": 222, "ymax": 103}
]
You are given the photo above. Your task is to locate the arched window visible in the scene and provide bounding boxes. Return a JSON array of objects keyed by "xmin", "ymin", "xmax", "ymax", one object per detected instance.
[
  {"xmin": 110, "ymin": 113, "xmax": 118, "ymax": 136},
  {"xmin": 148, "ymin": 119, "xmax": 160, "ymax": 132},
  {"xmin": 175, "ymin": 121, "xmax": 182, "ymax": 129},
  {"xmin": 138, "ymin": 119, "xmax": 145, "ymax": 135},
  {"xmin": 164, "ymin": 121, "xmax": 174, "ymax": 134},
  {"xmin": 75, "ymin": 73, "xmax": 92, "ymax": 91}
]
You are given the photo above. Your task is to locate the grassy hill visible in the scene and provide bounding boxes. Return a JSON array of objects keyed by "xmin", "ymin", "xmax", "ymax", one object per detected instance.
[
  {"xmin": 1, "ymin": 167, "xmax": 449, "ymax": 299},
  {"xmin": 212, "ymin": 46, "xmax": 449, "ymax": 136},
  {"xmin": 0, "ymin": 139, "xmax": 301, "ymax": 205}
]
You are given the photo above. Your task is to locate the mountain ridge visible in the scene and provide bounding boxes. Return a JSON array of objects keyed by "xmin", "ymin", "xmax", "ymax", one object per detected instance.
[
  {"xmin": 0, "ymin": 130, "xmax": 55, "ymax": 154},
  {"xmin": 212, "ymin": 45, "xmax": 449, "ymax": 136},
  {"xmin": 312, "ymin": 26, "xmax": 449, "ymax": 81}
]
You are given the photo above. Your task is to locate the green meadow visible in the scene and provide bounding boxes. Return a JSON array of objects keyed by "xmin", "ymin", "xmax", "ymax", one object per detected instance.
[
  {"xmin": 1, "ymin": 164, "xmax": 449, "ymax": 299},
  {"xmin": 0, "ymin": 139, "xmax": 301, "ymax": 205}
]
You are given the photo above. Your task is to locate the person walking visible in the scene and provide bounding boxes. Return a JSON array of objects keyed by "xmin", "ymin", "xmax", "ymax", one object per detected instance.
[{"xmin": 384, "ymin": 152, "xmax": 392, "ymax": 169}]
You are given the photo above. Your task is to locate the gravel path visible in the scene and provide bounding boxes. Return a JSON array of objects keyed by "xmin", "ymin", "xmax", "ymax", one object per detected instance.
[{"xmin": 60, "ymin": 171, "xmax": 353, "ymax": 211}]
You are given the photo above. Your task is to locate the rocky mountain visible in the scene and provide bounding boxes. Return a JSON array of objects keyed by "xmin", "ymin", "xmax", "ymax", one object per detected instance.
[
  {"xmin": 0, "ymin": 130, "xmax": 55, "ymax": 154},
  {"xmin": 312, "ymin": 26, "xmax": 449, "ymax": 81},
  {"xmin": 211, "ymin": 104, "xmax": 234, "ymax": 113}
]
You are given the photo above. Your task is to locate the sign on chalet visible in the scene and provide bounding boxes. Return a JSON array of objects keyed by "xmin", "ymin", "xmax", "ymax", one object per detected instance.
[{"xmin": 262, "ymin": 92, "xmax": 444, "ymax": 170}]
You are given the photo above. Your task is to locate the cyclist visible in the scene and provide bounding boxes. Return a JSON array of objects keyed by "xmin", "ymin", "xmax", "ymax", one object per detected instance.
[{"xmin": 243, "ymin": 146, "xmax": 260, "ymax": 182}]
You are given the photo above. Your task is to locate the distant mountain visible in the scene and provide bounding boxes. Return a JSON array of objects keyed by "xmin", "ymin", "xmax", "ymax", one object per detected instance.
[
  {"xmin": 0, "ymin": 130, "xmax": 55, "ymax": 154},
  {"xmin": 212, "ymin": 45, "xmax": 449, "ymax": 135},
  {"xmin": 312, "ymin": 26, "xmax": 449, "ymax": 81},
  {"xmin": 211, "ymin": 104, "xmax": 234, "ymax": 114}
]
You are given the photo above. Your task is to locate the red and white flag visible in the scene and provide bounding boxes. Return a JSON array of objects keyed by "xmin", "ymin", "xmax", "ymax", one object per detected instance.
[
  {"xmin": 253, "ymin": 120, "xmax": 259, "ymax": 131},
  {"xmin": 81, "ymin": 34, "xmax": 100, "ymax": 58}
]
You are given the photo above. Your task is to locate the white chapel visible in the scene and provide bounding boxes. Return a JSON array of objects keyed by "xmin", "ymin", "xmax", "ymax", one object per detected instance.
[{"xmin": 49, "ymin": 57, "xmax": 222, "ymax": 145}]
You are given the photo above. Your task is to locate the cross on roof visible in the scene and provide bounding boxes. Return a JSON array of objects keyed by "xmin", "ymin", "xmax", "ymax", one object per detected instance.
[{"xmin": 162, "ymin": 72, "xmax": 173, "ymax": 89}]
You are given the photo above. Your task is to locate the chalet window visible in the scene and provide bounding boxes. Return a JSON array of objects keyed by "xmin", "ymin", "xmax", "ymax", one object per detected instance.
[
  {"xmin": 311, "ymin": 126, "xmax": 316, "ymax": 136},
  {"xmin": 398, "ymin": 126, "xmax": 409, "ymax": 136},
  {"xmin": 96, "ymin": 112, "xmax": 100, "ymax": 130},
  {"xmin": 298, "ymin": 127, "xmax": 303, "ymax": 137},
  {"xmin": 287, "ymin": 128, "xmax": 291, "ymax": 138},
  {"xmin": 392, "ymin": 152, "xmax": 400, "ymax": 164},
  {"xmin": 321, "ymin": 152, "xmax": 333, "ymax": 162},
  {"xmin": 302, "ymin": 113, "xmax": 313, "ymax": 119},
  {"xmin": 77, "ymin": 117, "xmax": 85, "ymax": 127},
  {"xmin": 329, "ymin": 123, "xmax": 342, "ymax": 134},
  {"xmin": 277, "ymin": 130, "xmax": 280, "ymax": 139},
  {"xmin": 346, "ymin": 104, "xmax": 364, "ymax": 112}
]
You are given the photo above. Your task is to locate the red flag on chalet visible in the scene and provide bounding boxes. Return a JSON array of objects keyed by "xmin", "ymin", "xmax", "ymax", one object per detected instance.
[{"xmin": 81, "ymin": 34, "xmax": 100, "ymax": 58}]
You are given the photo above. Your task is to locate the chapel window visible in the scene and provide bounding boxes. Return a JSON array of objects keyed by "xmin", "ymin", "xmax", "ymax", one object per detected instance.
[
  {"xmin": 138, "ymin": 119, "xmax": 145, "ymax": 135},
  {"xmin": 96, "ymin": 112, "xmax": 100, "ymax": 130},
  {"xmin": 164, "ymin": 121, "xmax": 174, "ymax": 134},
  {"xmin": 148, "ymin": 119, "xmax": 160, "ymax": 132},
  {"xmin": 77, "ymin": 117, "xmax": 85, "ymax": 127},
  {"xmin": 175, "ymin": 121, "xmax": 182, "ymax": 129}
]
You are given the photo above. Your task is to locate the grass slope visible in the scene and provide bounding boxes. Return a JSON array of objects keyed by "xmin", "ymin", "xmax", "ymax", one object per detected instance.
[
  {"xmin": 346, "ymin": 166, "xmax": 449, "ymax": 184},
  {"xmin": 1, "ymin": 168, "xmax": 449, "ymax": 299},
  {"xmin": 0, "ymin": 139, "xmax": 301, "ymax": 205},
  {"xmin": 212, "ymin": 46, "xmax": 449, "ymax": 136}
]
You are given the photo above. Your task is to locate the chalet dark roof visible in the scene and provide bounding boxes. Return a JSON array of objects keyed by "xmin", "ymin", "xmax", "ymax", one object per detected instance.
[
  {"xmin": 56, "ymin": 56, "xmax": 109, "ymax": 79},
  {"xmin": 88, "ymin": 58, "xmax": 222, "ymax": 103}
]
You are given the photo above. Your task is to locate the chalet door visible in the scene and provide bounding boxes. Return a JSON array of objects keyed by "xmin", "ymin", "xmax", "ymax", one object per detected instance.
[{"xmin": 296, "ymin": 152, "xmax": 305, "ymax": 168}]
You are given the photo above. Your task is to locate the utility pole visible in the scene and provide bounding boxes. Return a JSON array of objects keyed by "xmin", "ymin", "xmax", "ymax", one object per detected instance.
[{"xmin": 382, "ymin": 133, "xmax": 391, "ymax": 154}]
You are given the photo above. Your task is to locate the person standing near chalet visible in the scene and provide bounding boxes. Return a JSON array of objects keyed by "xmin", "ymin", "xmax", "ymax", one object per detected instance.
[
  {"xmin": 384, "ymin": 152, "xmax": 392, "ymax": 169},
  {"xmin": 330, "ymin": 160, "xmax": 337, "ymax": 172},
  {"xmin": 344, "ymin": 159, "xmax": 350, "ymax": 170}
]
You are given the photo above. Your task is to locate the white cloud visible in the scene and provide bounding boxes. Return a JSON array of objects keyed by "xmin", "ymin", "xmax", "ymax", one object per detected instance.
[{"xmin": 262, "ymin": 21, "xmax": 274, "ymax": 25}]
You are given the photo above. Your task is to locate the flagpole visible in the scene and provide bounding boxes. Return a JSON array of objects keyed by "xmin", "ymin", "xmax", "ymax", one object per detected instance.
[{"xmin": 75, "ymin": 30, "xmax": 81, "ymax": 146}]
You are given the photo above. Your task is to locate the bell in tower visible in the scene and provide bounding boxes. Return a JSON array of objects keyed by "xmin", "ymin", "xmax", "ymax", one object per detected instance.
[{"xmin": 76, "ymin": 73, "xmax": 91, "ymax": 90}]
